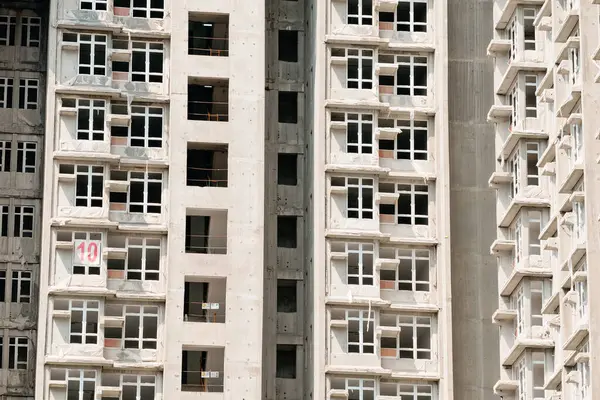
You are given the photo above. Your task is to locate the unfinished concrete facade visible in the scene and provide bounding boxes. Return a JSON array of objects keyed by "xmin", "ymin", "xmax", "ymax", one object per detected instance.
[
  {"xmin": 489, "ymin": 0, "xmax": 598, "ymax": 398},
  {"xmin": 0, "ymin": 0, "xmax": 47, "ymax": 398},
  {"xmin": 36, "ymin": 0, "xmax": 265, "ymax": 399}
]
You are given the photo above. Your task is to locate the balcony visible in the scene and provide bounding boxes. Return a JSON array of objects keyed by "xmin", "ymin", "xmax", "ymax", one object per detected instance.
[
  {"xmin": 182, "ymin": 347, "xmax": 224, "ymax": 393},
  {"xmin": 183, "ymin": 278, "xmax": 226, "ymax": 323},
  {"xmin": 188, "ymin": 78, "xmax": 229, "ymax": 122},
  {"xmin": 189, "ymin": 13, "xmax": 229, "ymax": 57},
  {"xmin": 185, "ymin": 209, "xmax": 228, "ymax": 255},
  {"xmin": 187, "ymin": 143, "xmax": 228, "ymax": 188}
]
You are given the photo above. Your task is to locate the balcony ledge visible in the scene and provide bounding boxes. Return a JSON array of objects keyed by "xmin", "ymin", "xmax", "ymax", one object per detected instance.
[
  {"xmin": 500, "ymin": 265, "xmax": 552, "ymax": 297},
  {"xmin": 325, "ymin": 365, "xmax": 392, "ymax": 376},
  {"xmin": 45, "ymin": 355, "xmax": 114, "ymax": 367},
  {"xmin": 555, "ymin": 36, "xmax": 580, "ymax": 64},
  {"xmin": 495, "ymin": 0, "xmax": 545, "ymax": 30},
  {"xmin": 493, "ymin": 379, "xmax": 518, "ymax": 394},
  {"xmin": 543, "ymin": 366, "xmax": 562, "ymax": 390},
  {"xmin": 541, "ymin": 290, "xmax": 560, "ymax": 315},
  {"xmin": 502, "ymin": 337, "xmax": 554, "ymax": 366},
  {"xmin": 490, "ymin": 238, "xmax": 515, "ymax": 254},
  {"xmin": 498, "ymin": 129, "xmax": 548, "ymax": 161},
  {"xmin": 492, "ymin": 309, "xmax": 517, "ymax": 324},
  {"xmin": 487, "ymin": 104, "xmax": 512, "ymax": 122},
  {"xmin": 555, "ymin": 11, "xmax": 579, "ymax": 43},
  {"xmin": 54, "ymin": 150, "xmax": 120, "ymax": 163},
  {"xmin": 498, "ymin": 195, "xmax": 550, "ymax": 228},
  {"xmin": 562, "ymin": 323, "xmax": 589, "ymax": 351},
  {"xmin": 487, "ymin": 39, "xmax": 511, "ymax": 56},
  {"xmin": 496, "ymin": 62, "xmax": 547, "ymax": 95},
  {"xmin": 50, "ymin": 217, "xmax": 119, "ymax": 229},
  {"xmin": 558, "ymin": 163, "xmax": 583, "ymax": 194},
  {"xmin": 488, "ymin": 171, "xmax": 512, "ymax": 188},
  {"xmin": 559, "ymin": 242, "xmax": 586, "ymax": 272},
  {"xmin": 539, "ymin": 213, "xmax": 558, "ymax": 240}
]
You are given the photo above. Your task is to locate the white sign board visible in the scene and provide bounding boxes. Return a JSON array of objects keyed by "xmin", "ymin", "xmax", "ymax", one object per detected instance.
[{"xmin": 74, "ymin": 240, "xmax": 102, "ymax": 266}]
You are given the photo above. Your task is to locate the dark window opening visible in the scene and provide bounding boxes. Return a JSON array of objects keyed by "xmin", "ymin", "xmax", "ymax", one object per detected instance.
[
  {"xmin": 276, "ymin": 345, "xmax": 297, "ymax": 379},
  {"xmin": 188, "ymin": 79, "xmax": 229, "ymax": 121},
  {"xmin": 277, "ymin": 280, "xmax": 297, "ymax": 313},
  {"xmin": 184, "ymin": 282, "xmax": 208, "ymax": 321},
  {"xmin": 277, "ymin": 153, "xmax": 298, "ymax": 186},
  {"xmin": 187, "ymin": 144, "xmax": 228, "ymax": 187},
  {"xmin": 185, "ymin": 215, "xmax": 210, "ymax": 254},
  {"xmin": 278, "ymin": 30, "xmax": 299, "ymax": 62},
  {"xmin": 188, "ymin": 14, "xmax": 229, "ymax": 56},
  {"xmin": 278, "ymin": 91, "xmax": 298, "ymax": 124},
  {"xmin": 277, "ymin": 216, "xmax": 297, "ymax": 248}
]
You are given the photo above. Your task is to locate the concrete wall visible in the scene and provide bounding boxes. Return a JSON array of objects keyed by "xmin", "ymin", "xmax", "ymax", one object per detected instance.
[{"xmin": 448, "ymin": 0, "xmax": 500, "ymax": 397}]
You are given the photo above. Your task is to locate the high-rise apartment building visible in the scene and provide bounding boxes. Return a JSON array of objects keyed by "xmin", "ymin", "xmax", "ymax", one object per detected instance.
[
  {"xmin": 27, "ymin": 0, "xmax": 504, "ymax": 399},
  {"xmin": 489, "ymin": 0, "xmax": 597, "ymax": 398},
  {"xmin": 0, "ymin": 0, "xmax": 48, "ymax": 398}
]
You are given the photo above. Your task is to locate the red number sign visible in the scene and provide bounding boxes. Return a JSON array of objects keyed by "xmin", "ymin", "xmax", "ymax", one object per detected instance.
[{"xmin": 74, "ymin": 240, "xmax": 101, "ymax": 266}]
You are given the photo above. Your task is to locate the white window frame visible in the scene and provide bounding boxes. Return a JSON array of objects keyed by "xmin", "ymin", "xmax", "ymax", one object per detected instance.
[
  {"xmin": 69, "ymin": 300, "xmax": 99, "ymax": 344},
  {"xmin": 511, "ymin": 148, "xmax": 520, "ymax": 198},
  {"xmin": 72, "ymin": 231, "xmax": 102, "ymax": 276},
  {"xmin": 8, "ymin": 337, "xmax": 28, "ymax": 370},
  {"xmin": 345, "ymin": 309, "xmax": 375, "ymax": 354},
  {"xmin": 396, "ymin": 248, "xmax": 430, "ymax": 292},
  {"xmin": 571, "ymin": 121, "xmax": 583, "ymax": 164},
  {"xmin": 346, "ymin": 243, "xmax": 374, "ymax": 286},
  {"xmin": 76, "ymin": 98, "xmax": 106, "ymax": 141},
  {"xmin": 396, "ymin": 383, "xmax": 433, "ymax": 399},
  {"xmin": 80, "ymin": 0, "xmax": 108, "ymax": 11},
  {"xmin": 123, "ymin": 305, "xmax": 159, "ymax": 349},
  {"xmin": 525, "ymin": 75, "xmax": 537, "ymax": 118},
  {"xmin": 0, "ymin": 140, "xmax": 11, "ymax": 172},
  {"xmin": 16, "ymin": 142, "xmax": 36, "ymax": 173},
  {"xmin": 397, "ymin": 315, "xmax": 432, "ymax": 359},
  {"xmin": 20, "ymin": 16, "xmax": 41, "ymax": 48},
  {"xmin": 14, "ymin": 205, "xmax": 34, "ymax": 238},
  {"xmin": 129, "ymin": 104, "xmax": 164, "ymax": 147},
  {"xmin": 575, "ymin": 278, "xmax": 588, "ymax": 322},
  {"xmin": 127, "ymin": 171, "xmax": 162, "ymax": 214},
  {"xmin": 530, "ymin": 280, "xmax": 543, "ymax": 327},
  {"xmin": 394, "ymin": 54, "xmax": 428, "ymax": 96},
  {"xmin": 344, "ymin": 113, "xmax": 373, "ymax": 154},
  {"xmin": 508, "ymin": 19, "xmax": 517, "ymax": 61},
  {"xmin": 532, "ymin": 351, "xmax": 545, "ymax": 398},
  {"xmin": 516, "ymin": 356, "xmax": 526, "ymax": 400},
  {"xmin": 132, "ymin": 0, "xmax": 165, "ymax": 19},
  {"xmin": 569, "ymin": 47, "xmax": 581, "ymax": 85},
  {"xmin": 527, "ymin": 211, "xmax": 541, "ymax": 256},
  {"xmin": 75, "ymin": 165, "xmax": 104, "ymax": 208},
  {"xmin": 345, "ymin": 378, "xmax": 376, "ymax": 400},
  {"xmin": 67, "ymin": 369, "xmax": 96, "ymax": 400},
  {"xmin": 131, "ymin": 41, "xmax": 164, "ymax": 83},
  {"xmin": 397, "ymin": 184, "xmax": 429, "ymax": 225},
  {"xmin": 515, "ymin": 285, "xmax": 524, "ymax": 335},
  {"xmin": 343, "ymin": 177, "xmax": 374, "ymax": 220},
  {"xmin": 347, "ymin": 0, "xmax": 373, "ymax": 25},
  {"xmin": 574, "ymin": 200, "xmax": 585, "ymax": 244},
  {"xmin": 0, "ymin": 15, "xmax": 16, "ymax": 46},
  {"xmin": 125, "ymin": 237, "xmax": 161, "ymax": 281},
  {"xmin": 11, "ymin": 271, "xmax": 31, "ymax": 303},
  {"xmin": 0, "ymin": 205, "xmax": 8, "ymax": 237},
  {"xmin": 346, "ymin": 48, "xmax": 373, "ymax": 90},
  {"xmin": 577, "ymin": 342, "xmax": 590, "ymax": 400},
  {"xmin": 396, "ymin": 0, "xmax": 428, "ymax": 33},
  {"xmin": 523, "ymin": 9, "xmax": 536, "ymax": 51},
  {"xmin": 18, "ymin": 78, "xmax": 38, "ymax": 110},
  {"xmin": 121, "ymin": 375, "xmax": 156, "ymax": 399},
  {"xmin": 509, "ymin": 84, "xmax": 518, "ymax": 128},
  {"xmin": 0, "ymin": 78, "xmax": 13, "ymax": 109},
  {"xmin": 77, "ymin": 33, "xmax": 107, "ymax": 76},
  {"xmin": 526, "ymin": 142, "xmax": 539, "ymax": 186},
  {"xmin": 396, "ymin": 118, "xmax": 428, "ymax": 160}
]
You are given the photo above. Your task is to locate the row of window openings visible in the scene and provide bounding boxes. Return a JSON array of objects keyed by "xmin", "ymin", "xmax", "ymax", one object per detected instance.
[
  {"xmin": 0, "ymin": 15, "xmax": 40, "ymax": 47},
  {"xmin": 332, "ymin": 112, "xmax": 429, "ymax": 161},
  {"xmin": 54, "ymin": 300, "xmax": 158, "ymax": 348},
  {"xmin": 331, "ymin": 378, "xmax": 434, "ymax": 400},
  {"xmin": 62, "ymin": 33, "xmax": 164, "ymax": 82},
  {"xmin": 79, "ymin": 0, "xmax": 165, "ymax": 18},
  {"xmin": 346, "ymin": 0, "xmax": 428, "ymax": 33},
  {"xmin": 333, "ymin": 243, "xmax": 431, "ymax": 291},
  {"xmin": 62, "ymin": 98, "xmax": 163, "ymax": 147},
  {"xmin": 0, "ymin": 337, "xmax": 29, "ymax": 370},
  {"xmin": 0, "ymin": 78, "xmax": 39, "ymax": 110},
  {"xmin": 333, "ymin": 49, "xmax": 428, "ymax": 95},
  {"xmin": 507, "ymin": 9, "xmax": 537, "ymax": 60},
  {"xmin": 334, "ymin": 310, "xmax": 433, "ymax": 359},
  {"xmin": 51, "ymin": 369, "xmax": 157, "ymax": 400},
  {"xmin": 59, "ymin": 165, "xmax": 162, "ymax": 213},
  {"xmin": 57, "ymin": 231, "xmax": 160, "ymax": 281},
  {"xmin": 332, "ymin": 179, "xmax": 429, "ymax": 224},
  {"xmin": 509, "ymin": 75, "xmax": 538, "ymax": 125}
]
